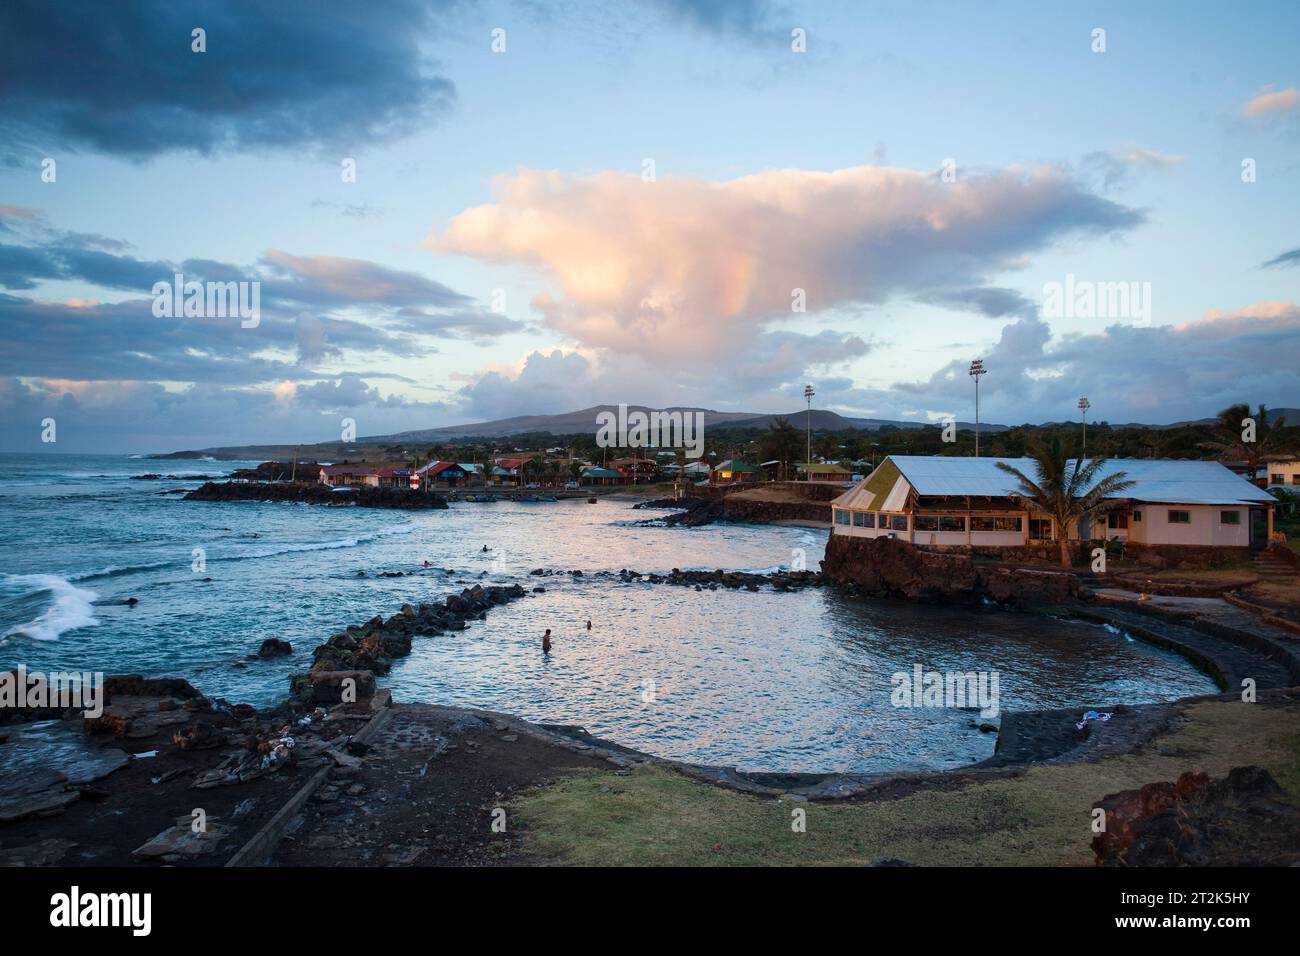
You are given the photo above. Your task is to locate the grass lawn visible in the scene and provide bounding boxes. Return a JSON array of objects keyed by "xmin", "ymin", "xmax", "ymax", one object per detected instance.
[{"xmin": 511, "ymin": 697, "xmax": 1300, "ymax": 866}]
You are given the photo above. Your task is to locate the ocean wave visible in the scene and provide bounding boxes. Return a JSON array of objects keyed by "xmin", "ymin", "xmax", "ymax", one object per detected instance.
[
  {"xmin": 70, "ymin": 520, "xmax": 425, "ymax": 581},
  {"xmin": 0, "ymin": 573, "xmax": 100, "ymax": 643}
]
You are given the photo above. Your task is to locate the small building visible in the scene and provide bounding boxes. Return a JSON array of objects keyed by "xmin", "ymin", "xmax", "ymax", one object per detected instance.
[
  {"xmin": 609, "ymin": 457, "xmax": 660, "ymax": 482},
  {"xmin": 581, "ymin": 466, "xmax": 626, "ymax": 486},
  {"xmin": 799, "ymin": 462, "xmax": 852, "ymax": 483},
  {"xmin": 713, "ymin": 459, "xmax": 759, "ymax": 482},
  {"xmin": 490, "ymin": 458, "xmax": 528, "ymax": 485},
  {"xmin": 830, "ymin": 455, "xmax": 1277, "ymax": 553},
  {"xmin": 1266, "ymin": 460, "xmax": 1300, "ymax": 490},
  {"xmin": 319, "ymin": 465, "xmax": 381, "ymax": 488},
  {"xmin": 417, "ymin": 461, "xmax": 472, "ymax": 488}
]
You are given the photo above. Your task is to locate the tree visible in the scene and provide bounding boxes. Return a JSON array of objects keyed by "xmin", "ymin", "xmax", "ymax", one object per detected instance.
[
  {"xmin": 1205, "ymin": 403, "xmax": 1290, "ymax": 481},
  {"xmin": 995, "ymin": 438, "xmax": 1135, "ymax": 568},
  {"xmin": 758, "ymin": 417, "xmax": 802, "ymax": 480}
]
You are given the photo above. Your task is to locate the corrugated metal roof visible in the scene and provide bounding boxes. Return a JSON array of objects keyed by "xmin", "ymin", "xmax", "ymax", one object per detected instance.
[{"xmin": 882, "ymin": 455, "xmax": 1274, "ymax": 505}]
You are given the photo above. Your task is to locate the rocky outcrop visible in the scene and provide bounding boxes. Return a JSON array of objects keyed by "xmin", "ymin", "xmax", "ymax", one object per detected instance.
[
  {"xmin": 820, "ymin": 534, "xmax": 1080, "ymax": 605},
  {"xmin": 289, "ymin": 584, "xmax": 529, "ymax": 705},
  {"xmin": 1092, "ymin": 766, "xmax": 1300, "ymax": 866},
  {"xmin": 661, "ymin": 496, "xmax": 830, "ymax": 527},
  {"xmin": 184, "ymin": 481, "xmax": 448, "ymax": 510},
  {"xmin": 255, "ymin": 638, "xmax": 293, "ymax": 658}
]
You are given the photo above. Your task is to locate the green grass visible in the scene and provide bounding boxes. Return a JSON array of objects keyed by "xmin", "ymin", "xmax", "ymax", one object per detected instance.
[{"xmin": 511, "ymin": 698, "xmax": 1300, "ymax": 866}]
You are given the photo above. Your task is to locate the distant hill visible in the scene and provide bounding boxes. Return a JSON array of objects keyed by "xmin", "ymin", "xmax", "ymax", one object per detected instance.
[{"xmin": 152, "ymin": 404, "xmax": 1298, "ymax": 460}]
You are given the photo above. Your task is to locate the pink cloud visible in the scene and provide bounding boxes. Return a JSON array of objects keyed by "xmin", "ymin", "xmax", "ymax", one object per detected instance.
[{"xmin": 432, "ymin": 163, "xmax": 1139, "ymax": 361}]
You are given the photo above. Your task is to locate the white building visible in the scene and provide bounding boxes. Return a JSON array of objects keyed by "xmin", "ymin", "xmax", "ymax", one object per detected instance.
[{"xmin": 831, "ymin": 456, "xmax": 1276, "ymax": 551}]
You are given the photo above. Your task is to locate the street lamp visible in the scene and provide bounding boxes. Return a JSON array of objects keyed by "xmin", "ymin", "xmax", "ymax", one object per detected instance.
[
  {"xmin": 968, "ymin": 359, "xmax": 986, "ymax": 457},
  {"xmin": 1078, "ymin": 397, "xmax": 1091, "ymax": 457},
  {"xmin": 803, "ymin": 384, "xmax": 815, "ymax": 478}
]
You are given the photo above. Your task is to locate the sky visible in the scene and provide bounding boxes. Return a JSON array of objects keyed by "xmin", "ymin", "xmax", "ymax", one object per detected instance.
[{"xmin": 1, "ymin": 0, "xmax": 1297, "ymax": 453}]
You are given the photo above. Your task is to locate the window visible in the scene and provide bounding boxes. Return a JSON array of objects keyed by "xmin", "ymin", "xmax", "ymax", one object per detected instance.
[
  {"xmin": 1132, "ymin": 510, "xmax": 1142, "ymax": 522},
  {"xmin": 1219, "ymin": 510, "xmax": 1241, "ymax": 525},
  {"xmin": 971, "ymin": 516, "xmax": 1023, "ymax": 532},
  {"xmin": 890, "ymin": 514, "xmax": 909, "ymax": 531},
  {"xmin": 834, "ymin": 509, "xmax": 850, "ymax": 526},
  {"xmin": 1029, "ymin": 518, "xmax": 1053, "ymax": 540},
  {"xmin": 1293, "ymin": 475, "xmax": 1300, "ymax": 486},
  {"xmin": 914, "ymin": 515, "xmax": 939, "ymax": 532},
  {"xmin": 1107, "ymin": 513, "xmax": 1129, "ymax": 530},
  {"xmin": 1271, "ymin": 474, "xmax": 1284, "ymax": 485},
  {"xmin": 1168, "ymin": 509, "xmax": 1191, "ymax": 524},
  {"xmin": 852, "ymin": 511, "xmax": 875, "ymax": 528},
  {"xmin": 940, "ymin": 516, "xmax": 966, "ymax": 532}
]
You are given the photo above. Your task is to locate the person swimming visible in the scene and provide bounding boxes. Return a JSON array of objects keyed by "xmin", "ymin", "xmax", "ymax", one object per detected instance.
[
  {"xmin": 586, "ymin": 620, "xmax": 592, "ymax": 630},
  {"xmin": 542, "ymin": 628, "xmax": 552, "ymax": 653}
]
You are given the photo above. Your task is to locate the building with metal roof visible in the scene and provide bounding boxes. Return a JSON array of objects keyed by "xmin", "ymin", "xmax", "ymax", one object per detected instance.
[{"xmin": 831, "ymin": 455, "xmax": 1276, "ymax": 552}]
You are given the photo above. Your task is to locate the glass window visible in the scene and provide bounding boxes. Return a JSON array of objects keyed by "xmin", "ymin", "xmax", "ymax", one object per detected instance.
[
  {"xmin": 1132, "ymin": 510, "xmax": 1142, "ymax": 522},
  {"xmin": 852, "ymin": 511, "xmax": 875, "ymax": 528},
  {"xmin": 940, "ymin": 516, "xmax": 966, "ymax": 532},
  {"xmin": 834, "ymin": 509, "xmax": 850, "ymax": 525},
  {"xmin": 1168, "ymin": 509, "xmax": 1191, "ymax": 524},
  {"xmin": 971, "ymin": 517, "xmax": 996, "ymax": 532},
  {"xmin": 890, "ymin": 514, "xmax": 909, "ymax": 531},
  {"xmin": 1271, "ymin": 474, "xmax": 1284, "ymax": 485},
  {"xmin": 1107, "ymin": 513, "xmax": 1129, "ymax": 529},
  {"xmin": 914, "ymin": 515, "xmax": 939, "ymax": 531},
  {"xmin": 1219, "ymin": 510, "xmax": 1240, "ymax": 525}
]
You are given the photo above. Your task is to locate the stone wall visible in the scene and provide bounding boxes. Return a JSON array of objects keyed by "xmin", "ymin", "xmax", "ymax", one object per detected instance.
[{"xmin": 821, "ymin": 534, "xmax": 1080, "ymax": 605}]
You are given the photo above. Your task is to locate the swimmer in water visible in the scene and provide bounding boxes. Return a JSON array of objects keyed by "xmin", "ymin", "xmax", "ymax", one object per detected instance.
[{"xmin": 542, "ymin": 628, "xmax": 552, "ymax": 653}]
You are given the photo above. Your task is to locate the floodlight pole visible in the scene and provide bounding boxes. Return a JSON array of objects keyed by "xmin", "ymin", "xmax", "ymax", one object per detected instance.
[
  {"xmin": 804, "ymin": 384, "xmax": 815, "ymax": 477},
  {"xmin": 1078, "ymin": 397, "xmax": 1091, "ymax": 457},
  {"xmin": 968, "ymin": 359, "xmax": 986, "ymax": 457}
]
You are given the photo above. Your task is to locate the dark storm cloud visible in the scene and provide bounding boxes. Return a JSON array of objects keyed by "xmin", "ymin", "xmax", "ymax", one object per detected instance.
[
  {"xmin": 923, "ymin": 286, "xmax": 1040, "ymax": 319},
  {"xmin": 0, "ymin": 0, "xmax": 456, "ymax": 159},
  {"xmin": 1261, "ymin": 247, "xmax": 1300, "ymax": 269}
]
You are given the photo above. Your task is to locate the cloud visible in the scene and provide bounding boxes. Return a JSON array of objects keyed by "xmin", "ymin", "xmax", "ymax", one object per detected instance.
[
  {"xmin": 1261, "ymin": 247, "xmax": 1300, "ymax": 269},
  {"xmin": 1082, "ymin": 145, "xmax": 1184, "ymax": 189},
  {"xmin": 652, "ymin": 0, "xmax": 783, "ymax": 39},
  {"xmin": 0, "ymin": 374, "xmax": 453, "ymax": 454},
  {"xmin": 1241, "ymin": 85, "xmax": 1299, "ymax": 120},
  {"xmin": 433, "ymin": 163, "xmax": 1141, "ymax": 362},
  {"xmin": 0, "ymin": 220, "xmax": 519, "ymax": 383},
  {"xmin": 892, "ymin": 301, "xmax": 1300, "ymax": 424},
  {"xmin": 0, "ymin": 0, "xmax": 456, "ymax": 159}
]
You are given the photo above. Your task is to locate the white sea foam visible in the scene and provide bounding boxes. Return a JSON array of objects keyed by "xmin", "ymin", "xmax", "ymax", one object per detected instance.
[{"xmin": 0, "ymin": 573, "xmax": 100, "ymax": 643}]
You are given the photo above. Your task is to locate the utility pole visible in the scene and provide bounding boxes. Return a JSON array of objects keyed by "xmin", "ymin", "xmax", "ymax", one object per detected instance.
[
  {"xmin": 968, "ymin": 359, "xmax": 986, "ymax": 457},
  {"xmin": 803, "ymin": 384, "xmax": 815, "ymax": 479},
  {"xmin": 1078, "ymin": 397, "xmax": 1091, "ymax": 457}
]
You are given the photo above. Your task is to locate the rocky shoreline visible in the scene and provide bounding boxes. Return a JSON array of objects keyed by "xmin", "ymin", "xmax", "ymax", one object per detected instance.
[{"xmin": 183, "ymin": 480, "xmax": 449, "ymax": 509}]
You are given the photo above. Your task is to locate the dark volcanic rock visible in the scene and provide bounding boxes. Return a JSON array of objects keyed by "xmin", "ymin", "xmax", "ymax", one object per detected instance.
[
  {"xmin": 1091, "ymin": 766, "xmax": 1300, "ymax": 866},
  {"xmin": 184, "ymin": 481, "xmax": 448, "ymax": 510},
  {"xmin": 256, "ymin": 638, "xmax": 293, "ymax": 658},
  {"xmin": 820, "ymin": 534, "xmax": 1079, "ymax": 606}
]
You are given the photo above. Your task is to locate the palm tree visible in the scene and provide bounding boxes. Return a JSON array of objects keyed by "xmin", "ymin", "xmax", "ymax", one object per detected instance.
[
  {"xmin": 996, "ymin": 438, "xmax": 1135, "ymax": 568},
  {"xmin": 1204, "ymin": 403, "xmax": 1289, "ymax": 481},
  {"xmin": 758, "ymin": 417, "xmax": 803, "ymax": 481}
]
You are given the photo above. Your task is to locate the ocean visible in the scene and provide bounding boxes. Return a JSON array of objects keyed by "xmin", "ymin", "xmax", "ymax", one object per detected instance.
[{"xmin": 0, "ymin": 452, "xmax": 1218, "ymax": 774}]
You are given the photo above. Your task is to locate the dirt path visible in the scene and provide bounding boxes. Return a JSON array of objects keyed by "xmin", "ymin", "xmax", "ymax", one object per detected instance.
[{"xmin": 268, "ymin": 704, "xmax": 613, "ymax": 866}]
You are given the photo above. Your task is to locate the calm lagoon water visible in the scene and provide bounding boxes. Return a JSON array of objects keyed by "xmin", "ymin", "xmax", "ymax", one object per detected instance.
[{"xmin": 0, "ymin": 452, "xmax": 1217, "ymax": 774}]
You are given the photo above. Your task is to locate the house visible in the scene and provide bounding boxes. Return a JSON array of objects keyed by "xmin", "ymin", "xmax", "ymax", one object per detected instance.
[
  {"xmin": 713, "ymin": 459, "xmax": 758, "ymax": 482},
  {"xmin": 830, "ymin": 455, "xmax": 1278, "ymax": 554},
  {"xmin": 319, "ymin": 465, "xmax": 380, "ymax": 488},
  {"xmin": 581, "ymin": 466, "xmax": 626, "ymax": 486},
  {"xmin": 798, "ymin": 462, "xmax": 852, "ymax": 483},
  {"xmin": 609, "ymin": 457, "xmax": 659, "ymax": 482},
  {"xmin": 490, "ymin": 458, "xmax": 528, "ymax": 485},
  {"xmin": 1266, "ymin": 460, "xmax": 1300, "ymax": 490},
  {"xmin": 374, "ymin": 467, "xmax": 417, "ymax": 489},
  {"xmin": 417, "ymin": 461, "xmax": 472, "ymax": 488}
]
